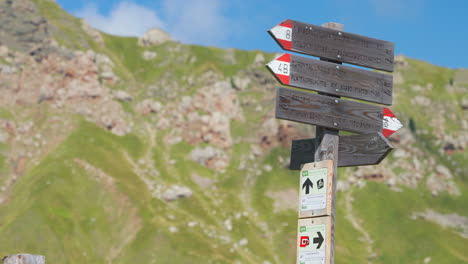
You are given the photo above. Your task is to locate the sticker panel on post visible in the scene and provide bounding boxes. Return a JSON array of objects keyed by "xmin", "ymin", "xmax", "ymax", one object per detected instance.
[
  {"xmin": 300, "ymin": 167, "xmax": 327, "ymax": 211},
  {"xmin": 299, "ymin": 160, "xmax": 334, "ymax": 218},
  {"xmin": 297, "ymin": 216, "xmax": 331, "ymax": 264}
]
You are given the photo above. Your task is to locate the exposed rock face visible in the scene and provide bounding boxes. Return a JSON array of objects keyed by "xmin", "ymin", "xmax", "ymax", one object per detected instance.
[
  {"xmin": 138, "ymin": 28, "xmax": 172, "ymax": 47},
  {"xmin": 412, "ymin": 210, "xmax": 468, "ymax": 238},
  {"xmin": 114, "ymin": 90, "xmax": 133, "ymax": 101},
  {"xmin": 3, "ymin": 254, "xmax": 45, "ymax": 264},
  {"xmin": 254, "ymin": 53, "xmax": 265, "ymax": 65},
  {"xmin": 190, "ymin": 146, "xmax": 229, "ymax": 170},
  {"xmin": 81, "ymin": 19, "xmax": 103, "ymax": 46},
  {"xmin": 0, "ymin": 47, "xmax": 129, "ymax": 136},
  {"xmin": 0, "ymin": 0, "xmax": 51, "ymax": 52},
  {"xmin": 135, "ymin": 99, "xmax": 162, "ymax": 114},
  {"xmin": 162, "ymin": 185, "xmax": 193, "ymax": 201},
  {"xmin": 394, "ymin": 55, "xmax": 408, "ymax": 68},
  {"xmin": 142, "ymin": 51, "xmax": 157, "ymax": 60}
]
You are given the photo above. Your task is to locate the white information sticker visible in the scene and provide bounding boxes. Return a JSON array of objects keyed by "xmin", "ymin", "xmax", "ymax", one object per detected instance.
[
  {"xmin": 300, "ymin": 168, "xmax": 328, "ymax": 211},
  {"xmin": 297, "ymin": 224, "xmax": 326, "ymax": 264}
]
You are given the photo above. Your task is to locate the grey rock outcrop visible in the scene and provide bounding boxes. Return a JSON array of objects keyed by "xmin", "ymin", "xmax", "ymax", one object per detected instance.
[
  {"xmin": 142, "ymin": 51, "xmax": 157, "ymax": 60},
  {"xmin": 114, "ymin": 90, "xmax": 133, "ymax": 101},
  {"xmin": 138, "ymin": 28, "xmax": 172, "ymax": 47},
  {"xmin": 162, "ymin": 185, "xmax": 192, "ymax": 201},
  {"xmin": 190, "ymin": 146, "xmax": 229, "ymax": 170},
  {"xmin": 3, "ymin": 254, "xmax": 45, "ymax": 264},
  {"xmin": 81, "ymin": 20, "xmax": 103, "ymax": 46},
  {"xmin": 0, "ymin": 0, "xmax": 56, "ymax": 59}
]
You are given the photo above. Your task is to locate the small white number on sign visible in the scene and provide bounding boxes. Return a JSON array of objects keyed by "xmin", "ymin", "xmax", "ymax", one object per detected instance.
[{"xmin": 278, "ymin": 63, "xmax": 289, "ymax": 74}]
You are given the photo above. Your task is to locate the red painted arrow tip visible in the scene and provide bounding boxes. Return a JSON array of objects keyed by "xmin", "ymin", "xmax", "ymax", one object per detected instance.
[
  {"xmin": 382, "ymin": 108, "xmax": 403, "ymax": 137},
  {"xmin": 384, "ymin": 107, "xmax": 395, "ymax": 118},
  {"xmin": 279, "ymin": 19, "xmax": 293, "ymax": 28},
  {"xmin": 278, "ymin": 40, "xmax": 292, "ymax": 50},
  {"xmin": 277, "ymin": 53, "xmax": 291, "ymax": 63},
  {"xmin": 277, "ymin": 74, "xmax": 290, "ymax": 85}
]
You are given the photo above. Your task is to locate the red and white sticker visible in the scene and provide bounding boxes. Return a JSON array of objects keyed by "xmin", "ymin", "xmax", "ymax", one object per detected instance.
[
  {"xmin": 269, "ymin": 20, "xmax": 293, "ymax": 50},
  {"xmin": 266, "ymin": 53, "xmax": 291, "ymax": 84},
  {"xmin": 382, "ymin": 108, "xmax": 403, "ymax": 137}
]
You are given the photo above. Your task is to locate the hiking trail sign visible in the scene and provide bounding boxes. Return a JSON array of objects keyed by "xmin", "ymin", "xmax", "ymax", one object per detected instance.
[
  {"xmin": 268, "ymin": 19, "xmax": 395, "ymax": 72},
  {"xmin": 266, "ymin": 20, "xmax": 401, "ymax": 264},
  {"xmin": 266, "ymin": 53, "xmax": 393, "ymax": 105},
  {"xmin": 276, "ymin": 87, "xmax": 402, "ymax": 135},
  {"xmin": 290, "ymin": 133, "xmax": 393, "ymax": 170}
]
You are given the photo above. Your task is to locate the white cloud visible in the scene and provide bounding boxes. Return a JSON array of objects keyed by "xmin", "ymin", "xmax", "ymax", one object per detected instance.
[
  {"xmin": 161, "ymin": 0, "xmax": 229, "ymax": 45},
  {"xmin": 74, "ymin": 0, "xmax": 231, "ymax": 46},
  {"xmin": 75, "ymin": 2, "xmax": 165, "ymax": 37}
]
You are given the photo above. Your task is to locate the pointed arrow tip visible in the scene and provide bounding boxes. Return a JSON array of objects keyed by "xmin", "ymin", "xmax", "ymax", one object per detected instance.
[
  {"xmin": 268, "ymin": 20, "xmax": 293, "ymax": 51},
  {"xmin": 266, "ymin": 54, "xmax": 291, "ymax": 85},
  {"xmin": 383, "ymin": 108, "xmax": 403, "ymax": 137},
  {"xmin": 313, "ymin": 232, "xmax": 324, "ymax": 249}
]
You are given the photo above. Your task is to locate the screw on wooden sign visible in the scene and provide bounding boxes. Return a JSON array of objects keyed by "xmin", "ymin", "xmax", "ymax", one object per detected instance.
[
  {"xmin": 268, "ymin": 19, "xmax": 395, "ymax": 72},
  {"xmin": 289, "ymin": 133, "xmax": 394, "ymax": 170},
  {"xmin": 266, "ymin": 53, "xmax": 393, "ymax": 105},
  {"xmin": 275, "ymin": 87, "xmax": 402, "ymax": 135}
]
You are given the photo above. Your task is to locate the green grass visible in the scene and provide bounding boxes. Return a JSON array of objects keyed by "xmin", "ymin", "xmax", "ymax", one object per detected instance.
[{"xmin": 353, "ymin": 183, "xmax": 468, "ymax": 263}]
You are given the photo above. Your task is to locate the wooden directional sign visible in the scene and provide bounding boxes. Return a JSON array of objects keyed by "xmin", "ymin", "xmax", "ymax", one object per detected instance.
[
  {"xmin": 297, "ymin": 216, "xmax": 332, "ymax": 264},
  {"xmin": 290, "ymin": 133, "xmax": 394, "ymax": 170},
  {"xmin": 276, "ymin": 87, "xmax": 402, "ymax": 135},
  {"xmin": 266, "ymin": 54, "xmax": 393, "ymax": 105},
  {"xmin": 268, "ymin": 20, "xmax": 395, "ymax": 72},
  {"xmin": 299, "ymin": 160, "xmax": 334, "ymax": 218}
]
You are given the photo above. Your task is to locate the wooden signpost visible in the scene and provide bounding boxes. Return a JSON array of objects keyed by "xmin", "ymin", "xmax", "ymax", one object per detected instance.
[
  {"xmin": 266, "ymin": 53, "xmax": 393, "ymax": 105},
  {"xmin": 266, "ymin": 20, "xmax": 401, "ymax": 264},
  {"xmin": 268, "ymin": 19, "xmax": 395, "ymax": 72},
  {"xmin": 276, "ymin": 87, "xmax": 402, "ymax": 135},
  {"xmin": 290, "ymin": 133, "xmax": 393, "ymax": 170}
]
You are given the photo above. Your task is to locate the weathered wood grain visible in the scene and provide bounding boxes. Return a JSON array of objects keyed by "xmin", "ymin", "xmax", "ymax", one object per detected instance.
[
  {"xmin": 266, "ymin": 54, "xmax": 393, "ymax": 105},
  {"xmin": 269, "ymin": 19, "xmax": 395, "ymax": 72},
  {"xmin": 338, "ymin": 132, "xmax": 393, "ymax": 167},
  {"xmin": 313, "ymin": 128, "xmax": 338, "ymax": 264},
  {"xmin": 290, "ymin": 133, "xmax": 393, "ymax": 169},
  {"xmin": 276, "ymin": 87, "xmax": 384, "ymax": 134},
  {"xmin": 290, "ymin": 138, "xmax": 315, "ymax": 170},
  {"xmin": 3, "ymin": 254, "xmax": 45, "ymax": 264}
]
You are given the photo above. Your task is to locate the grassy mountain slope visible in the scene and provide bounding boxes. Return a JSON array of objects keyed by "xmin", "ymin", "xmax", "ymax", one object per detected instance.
[{"xmin": 0, "ymin": 0, "xmax": 466, "ymax": 263}]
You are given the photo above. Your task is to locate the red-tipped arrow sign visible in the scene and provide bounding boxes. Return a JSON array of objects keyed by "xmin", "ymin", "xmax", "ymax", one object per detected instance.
[
  {"xmin": 276, "ymin": 87, "xmax": 402, "ymax": 136},
  {"xmin": 268, "ymin": 19, "xmax": 395, "ymax": 72},
  {"xmin": 383, "ymin": 107, "xmax": 402, "ymax": 137},
  {"xmin": 266, "ymin": 53, "xmax": 393, "ymax": 105}
]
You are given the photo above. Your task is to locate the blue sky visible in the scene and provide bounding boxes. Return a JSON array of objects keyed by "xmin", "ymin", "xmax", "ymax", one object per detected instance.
[{"xmin": 56, "ymin": 0, "xmax": 468, "ymax": 69}]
